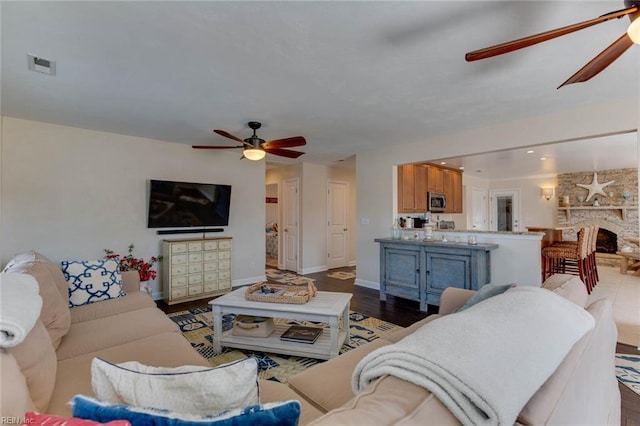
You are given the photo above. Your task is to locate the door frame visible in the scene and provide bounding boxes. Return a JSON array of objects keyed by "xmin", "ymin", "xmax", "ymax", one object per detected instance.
[
  {"xmin": 326, "ymin": 180, "xmax": 349, "ymax": 269},
  {"xmin": 283, "ymin": 178, "xmax": 300, "ymax": 272},
  {"xmin": 265, "ymin": 182, "xmax": 279, "ymax": 268},
  {"xmin": 470, "ymin": 187, "xmax": 489, "ymax": 231},
  {"xmin": 489, "ymin": 188, "xmax": 521, "ymax": 232}
]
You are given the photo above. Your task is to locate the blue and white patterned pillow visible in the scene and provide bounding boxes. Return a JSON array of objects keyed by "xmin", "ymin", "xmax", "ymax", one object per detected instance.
[
  {"xmin": 71, "ymin": 395, "xmax": 301, "ymax": 426},
  {"xmin": 61, "ymin": 258, "xmax": 126, "ymax": 307}
]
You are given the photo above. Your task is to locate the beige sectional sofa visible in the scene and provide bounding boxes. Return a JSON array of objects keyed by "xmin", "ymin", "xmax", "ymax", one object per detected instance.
[
  {"xmin": 1, "ymin": 251, "xmax": 620, "ymax": 425},
  {"xmin": 291, "ymin": 274, "xmax": 621, "ymax": 425},
  {"xmin": 0, "ymin": 252, "xmax": 322, "ymax": 424}
]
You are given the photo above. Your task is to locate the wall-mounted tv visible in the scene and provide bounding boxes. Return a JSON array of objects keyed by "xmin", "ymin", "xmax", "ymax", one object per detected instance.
[{"xmin": 147, "ymin": 179, "xmax": 232, "ymax": 228}]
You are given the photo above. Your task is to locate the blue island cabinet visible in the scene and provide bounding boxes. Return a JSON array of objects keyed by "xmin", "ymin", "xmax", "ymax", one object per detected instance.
[{"xmin": 375, "ymin": 238, "xmax": 498, "ymax": 311}]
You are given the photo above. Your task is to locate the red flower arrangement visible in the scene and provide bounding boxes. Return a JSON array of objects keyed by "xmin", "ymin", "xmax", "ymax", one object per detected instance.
[{"xmin": 104, "ymin": 244, "xmax": 162, "ymax": 282}]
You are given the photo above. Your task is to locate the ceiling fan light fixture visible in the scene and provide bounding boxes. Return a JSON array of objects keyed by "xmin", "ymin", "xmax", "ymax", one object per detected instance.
[
  {"xmin": 244, "ymin": 148, "xmax": 266, "ymax": 161},
  {"xmin": 627, "ymin": 15, "xmax": 640, "ymax": 44}
]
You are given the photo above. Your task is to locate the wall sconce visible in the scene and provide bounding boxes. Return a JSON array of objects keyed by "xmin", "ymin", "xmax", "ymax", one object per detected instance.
[{"xmin": 541, "ymin": 188, "xmax": 554, "ymax": 201}]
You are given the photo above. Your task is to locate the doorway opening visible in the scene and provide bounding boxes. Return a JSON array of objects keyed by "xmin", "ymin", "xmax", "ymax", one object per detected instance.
[
  {"xmin": 265, "ymin": 183, "xmax": 279, "ymax": 268},
  {"xmin": 489, "ymin": 189, "xmax": 521, "ymax": 232}
]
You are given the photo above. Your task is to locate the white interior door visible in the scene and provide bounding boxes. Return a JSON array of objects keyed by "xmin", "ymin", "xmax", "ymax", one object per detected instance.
[
  {"xmin": 327, "ymin": 181, "xmax": 348, "ymax": 269},
  {"xmin": 489, "ymin": 189, "xmax": 521, "ymax": 232},
  {"xmin": 283, "ymin": 178, "xmax": 299, "ymax": 272},
  {"xmin": 471, "ymin": 188, "xmax": 488, "ymax": 231}
]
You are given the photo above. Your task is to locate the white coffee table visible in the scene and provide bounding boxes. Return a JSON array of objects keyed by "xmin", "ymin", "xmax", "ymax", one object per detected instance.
[{"xmin": 209, "ymin": 287, "xmax": 352, "ymax": 360}]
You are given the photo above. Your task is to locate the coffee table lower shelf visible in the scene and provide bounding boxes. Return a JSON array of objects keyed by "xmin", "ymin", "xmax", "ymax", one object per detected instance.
[{"xmin": 220, "ymin": 324, "xmax": 347, "ymax": 360}]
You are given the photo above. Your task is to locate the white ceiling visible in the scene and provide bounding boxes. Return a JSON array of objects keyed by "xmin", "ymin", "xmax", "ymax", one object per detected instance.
[{"xmin": 2, "ymin": 1, "xmax": 639, "ymax": 173}]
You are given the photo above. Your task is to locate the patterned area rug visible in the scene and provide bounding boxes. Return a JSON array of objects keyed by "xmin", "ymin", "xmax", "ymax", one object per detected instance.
[
  {"xmin": 616, "ymin": 353, "xmax": 640, "ymax": 396},
  {"xmin": 326, "ymin": 267, "xmax": 356, "ymax": 280},
  {"xmin": 265, "ymin": 268, "xmax": 315, "ymax": 285},
  {"xmin": 168, "ymin": 307, "xmax": 402, "ymax": 383}
]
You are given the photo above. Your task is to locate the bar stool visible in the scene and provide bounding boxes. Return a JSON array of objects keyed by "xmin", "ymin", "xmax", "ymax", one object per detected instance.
[
  {"xmin": 541, "ymin": 227, "xmax": 592, "ymax": 293},
  {"xmin": 556, "ymin": 225, "xmax": 598, "ymax": 292}
]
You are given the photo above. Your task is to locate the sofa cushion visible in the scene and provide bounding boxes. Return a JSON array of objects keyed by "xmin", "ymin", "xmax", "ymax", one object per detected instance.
[
  {"xmin": 541, "ymin": 274, "xmax": 588, "ymax": 307},
  {"xmin": 70, "ymin": 291, "xmax": 155, "ymax": 324},
  {"xmin": 518, "ymin": 298, "xmax": 618, "ymax": 426},
  {"xmin": 61, "ymin": 258, "xmax": 126, "ymax": 307},
  {"xmin": 71, "ymin": 395, "xmax": 301, "ymax": 426},
  {"xmin": 288, "ymin": 338, "xmax": 390, "ymax": 412},
  {"xmin": 258, "ymin": 379, "xmax": 324, "ymax": 425},
  {"xmin": 6, "ymin": 320, "xmax": 57, "ymax": 413},
  {"xmin": 56, "ymin": 307, "xmax": 179, "ymax": 360},
  {"xmin": 308, "ymin": 375, "xmax": 459, "ymax": 426},
  {"xmin": 0, "ymin": 349, "xmax": 37, "ymax": 418},
  {"xmin": 3, "ymin": 259, "xmax": 71, "ymax": 349},
  {"xmin": 3, "ymin": 251, "xmax": 69, "ymax": 302},
  {"xmin": 48, "ymin": 332, "xmax": 211, "ymax": 417},
  {"xmin": 91, "ymin": 357, "xmax": 259, "ymax": 416},
  {"xmin": 385, "ymin": 314, "xmax": 440, "ymax": 343},
  {"xmin": 453, "ymin": 282, "xmax": 517, "ymax": 313}
]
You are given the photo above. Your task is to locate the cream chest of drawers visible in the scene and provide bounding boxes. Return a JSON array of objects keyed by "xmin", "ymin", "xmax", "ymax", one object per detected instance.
[{"xmin": 162, "ymin": 237, "xmax": 232, "ymax": 305}]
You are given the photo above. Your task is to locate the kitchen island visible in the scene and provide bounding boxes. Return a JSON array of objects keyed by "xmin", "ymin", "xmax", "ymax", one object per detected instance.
[
  {"xmin": 375, "ymin": 238, "xmax": 498, "ymax": 310},
  {"xmin": 375, "ymin": 230, "xmax": 544, "ymax": 311}
]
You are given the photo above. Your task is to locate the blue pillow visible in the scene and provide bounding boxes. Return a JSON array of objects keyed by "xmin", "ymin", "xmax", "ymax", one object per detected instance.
[
  {"xmin": 453, "ymin": 283, "xmax": 517, "ymax": 313},
  {"xmin": 71, "ymin": 395, "xmax": 301, "ymax": 426},
  {"xmin": 61, "ymin": 258, "xmax": 126, "ymax": 307}
]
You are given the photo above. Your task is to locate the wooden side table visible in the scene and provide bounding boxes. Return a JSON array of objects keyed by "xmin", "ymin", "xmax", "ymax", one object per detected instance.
[{"xmin": 617, "ymin": 251, "xmax": 640, "ymax": 275}]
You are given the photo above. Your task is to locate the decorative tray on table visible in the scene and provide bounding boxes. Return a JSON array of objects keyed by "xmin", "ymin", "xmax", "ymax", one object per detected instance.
[{"xmin": 245, "ymin": 281, "xmax": 317, "ymax": 304}]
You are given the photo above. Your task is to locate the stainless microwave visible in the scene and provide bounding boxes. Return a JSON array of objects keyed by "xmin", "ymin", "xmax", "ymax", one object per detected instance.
[{"xmin": 428, "ymin": 192, "xmax": 446, "ymax": 212}]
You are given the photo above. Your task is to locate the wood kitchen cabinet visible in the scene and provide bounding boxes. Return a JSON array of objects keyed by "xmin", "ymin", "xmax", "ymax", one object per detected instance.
[
  {"xmin": 398, "ymin": 164, "xmax": 427, "ymax": 213},
  {"xmin": 426, "ymin": 165, "xmax": 443, "ymax": 192},
  {"xmin": 398, "ymin": 163, "xmax": 463, "ymax": 214},
  {"xmin": 443, "ymin": 168, "xmax": 463, "ymax": 213}
]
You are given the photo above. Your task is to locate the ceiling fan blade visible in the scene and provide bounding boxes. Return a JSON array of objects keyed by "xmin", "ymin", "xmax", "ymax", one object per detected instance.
[
  {"xmin": 192, "ymin": 145, "xmax": 243, "ymax": 149},
  {"xmin": 557, "ymin": 32, "xmax": 634, "ymax": 88},
  {"xmin": 264, "ymin": 148, "xmax": 305, "ymax": 158},
  {"xmin": 213, "ymin": 129, "xmax": 247, "ymax": 144},
  {"xmin": 262, "ymin": 136, "xmax": 307, "ymax": 149},
  {"xmin": 465, "ymin": 5, "xmax": 638, "ymax": 62}
]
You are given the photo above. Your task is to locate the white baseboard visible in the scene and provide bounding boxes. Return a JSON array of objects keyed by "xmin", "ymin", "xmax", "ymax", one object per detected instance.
[
  {"xmin": 300, "ymin": 265, "xmax": 327, "ymax": 275},
  {"xmin": 348, "ymin": 260, "xmax": 357, "ymax": 267},
  {"xmin": 355, "ymin": 278, "xmax": 379, "ymax": 290},
  {"xmin": 233, "ymin": 275, "xmax": 265, "ymax": 287}
]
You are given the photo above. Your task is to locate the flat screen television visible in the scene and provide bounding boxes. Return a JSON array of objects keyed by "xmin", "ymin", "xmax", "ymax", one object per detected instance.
[{"xmin": 147, "ymin": 179, "xmax": 232, "ymax": 228}]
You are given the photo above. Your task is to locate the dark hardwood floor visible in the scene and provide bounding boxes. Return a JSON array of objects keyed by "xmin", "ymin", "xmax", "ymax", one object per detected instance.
[{"xmin": 157, "ymin": 266, "xmax": 640, "ymax": 424}]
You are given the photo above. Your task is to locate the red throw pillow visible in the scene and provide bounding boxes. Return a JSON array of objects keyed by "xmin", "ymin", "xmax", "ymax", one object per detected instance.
[{"xmin": 22, "ymin": 412, "xmax": 131, "ymax": 426}]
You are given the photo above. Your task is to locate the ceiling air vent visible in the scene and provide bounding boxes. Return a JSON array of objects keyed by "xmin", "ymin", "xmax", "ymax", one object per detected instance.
[{"xmin": 27, "ymin": 54, "xmax": 56, "ymax": 76}]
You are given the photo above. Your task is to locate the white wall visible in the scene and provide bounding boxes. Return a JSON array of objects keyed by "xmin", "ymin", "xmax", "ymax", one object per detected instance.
[
  {"xmin": 356, "ymin": 97, "xmax": 639, "ymax": 289},
  {"xmin": 266, "ymin": 162, "xmax": 357, "ymax": 273},
  {"xmin": 489, "ymin": 176, "xmax": 558, "ymax": 229},
  {"xmin": 301, "ymin": 163, "xmax": 328, "ymax": 273},
  {"xmin": 1, "ymin": 117, "xmax": 266, "ymax": 297}
]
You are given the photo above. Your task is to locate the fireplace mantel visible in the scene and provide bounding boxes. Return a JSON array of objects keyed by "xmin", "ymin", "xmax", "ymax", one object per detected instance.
[{"xmin": 558, "ymin": 205, "xmax": 636, "ymax": 221}]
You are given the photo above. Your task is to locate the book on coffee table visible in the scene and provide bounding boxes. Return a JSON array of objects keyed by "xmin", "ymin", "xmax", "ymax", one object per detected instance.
[{"xmin": 280, "ymin": 325, "xmax": 323, "ymax": 344}]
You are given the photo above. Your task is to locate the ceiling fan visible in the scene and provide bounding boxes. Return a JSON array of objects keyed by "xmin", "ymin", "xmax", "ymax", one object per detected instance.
[
  {"xmin": 192, "ymin": 121, "xmax": 306, "ymax": 161},
  {"xmin": 465, "ymin": 0, "xmax": 640, "ymax": 89}
]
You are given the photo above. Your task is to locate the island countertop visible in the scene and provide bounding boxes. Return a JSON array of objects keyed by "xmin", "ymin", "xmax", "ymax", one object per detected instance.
[
  {"xmin": 374, "ymin": 238, "xmax": 498, "ymax": 250},
  {"xmin": 379, "ymin": 230, "xmax": 543, "ymax": 286}
]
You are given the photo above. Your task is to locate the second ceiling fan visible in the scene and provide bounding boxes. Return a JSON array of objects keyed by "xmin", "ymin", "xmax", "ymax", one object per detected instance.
[
  {"xmin": 465, "ymin": 0, "xmax": 640, "ymax": 88},
  {"xmin": 193, "ymin": 121, "xmax": 306, "ymax": 160}
]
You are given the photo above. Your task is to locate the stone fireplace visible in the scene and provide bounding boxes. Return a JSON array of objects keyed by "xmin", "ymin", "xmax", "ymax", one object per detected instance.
[{"xmin": 556, "ymin": 168, "xmax": 639, "ymax": 266}]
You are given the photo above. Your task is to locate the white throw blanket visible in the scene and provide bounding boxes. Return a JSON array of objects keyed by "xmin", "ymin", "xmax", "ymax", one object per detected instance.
[
  {"xmin": 352, "ymin": 286, "xmax": 595, "ymax": 426},
  {"xmin": 0, "ymin": 273, "xmax": 42, "ymax": 347}
]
